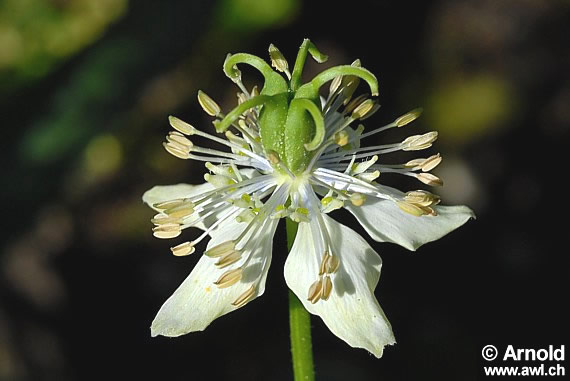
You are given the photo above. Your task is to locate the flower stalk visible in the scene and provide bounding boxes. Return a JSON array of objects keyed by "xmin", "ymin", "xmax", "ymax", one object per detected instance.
[{"xmin": 287, "ymin": 218, "xmax": 315, "ymax": 381}]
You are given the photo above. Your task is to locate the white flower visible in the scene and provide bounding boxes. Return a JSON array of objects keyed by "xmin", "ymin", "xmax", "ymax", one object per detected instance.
[{"xmin": 143, "ymin": 41, "xmax": 474, "ymax": 358}]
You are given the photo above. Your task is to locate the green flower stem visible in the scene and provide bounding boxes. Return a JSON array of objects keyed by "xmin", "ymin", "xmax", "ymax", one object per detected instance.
[{"xmin": 286, "ymin": 218, "xmax": 315, "ymax": 381}]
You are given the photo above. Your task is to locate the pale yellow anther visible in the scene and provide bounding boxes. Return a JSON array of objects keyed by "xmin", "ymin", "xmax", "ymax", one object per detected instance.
[
  {"xmin": 164, "ymin": 203, "xmax": 195, "ymax": 219},
  {"xmin": 307, "ymin": 279, "xmax": 323, "ymax": 304},
  {"xmin": 152, "ymin": 224, "xmax": 182, "ymax": 239},
  {"xmin": 170, "ymin": 241, "xmax": 195, "ymax": 257},
  {"xmin": 163, "ymin": 142, "xmax": 190, "ymax": 159},
  {"xmin": 396, "ymin": 201, "xmax": 426, "ymax": 217},
  {"xmin": 319, "ymin": 251, "xmax": 331, "ymax": 276},
  {"xmin": 197, "ymin": 90, "xmax": 221, "ymax": 116},
  {"xmin": 205, "ymin": 240, "xmax": 236, "ymax": 258},
  {"xmin": 357, "ymin": 170, "xmax": 380, "ymax": 182},
  {"xmin": 342, "ymin": 78, "xmax": 361, "ymax": 104},
  {"xmin": 232, "ymin": 285, "xmax": 257, "ymax": 307},
  {"xmin": 251, "ymin": 86, "xmax": 259, "ymax": 97},
  {"xmin": 153, "ymin": 199, "xmax": 185, "ymax": 210},
  {"xmin": 151, "ymin": 214, "xmax": 183, "ymax": 225},
  {"xmin": 268, "ymin": 44, "xmax": 290, "ymax": 77},
  {"xmin": 168, "ymin": 116, "xmax": 195, "ymax": 135},
  {"xmin": 421, "ymin": 153, "xmax": 442, "ymax": 172},
  {"xmin": 417, "ymin": 172, "xmax": 443, "ymax": 186},
  {"xmin": 360, "ymin": 103, "xmax": 381, "ymax": 121},
  {"xmin": 237, "ymin": 92, "xmax": 248, "ymax": 105},
  {"xmin": 321, "ymin": 276, "xmax": 333, "ymax": 301},
  {"xmin": 344, "ymin": 94, "xmax": 368, "ymax": 114},
  {"xmin": 214, "ymin": 268, "xmax": 243, "ymax": 288},
  {"xmin": 351, "ymin": 99, "xmax": 375, "ymax": 119},
  {"xmin": 350, "ymin": 192, "xmax": 367, "ymax": 206},
  {"xmin": 167, "ymin": 132, "xmax": 193, "ymax": 148},
  {"xmin": 405, "ymin": 190, "xmax": 441, "ymax": 207},
  {"xmin": 215, "ymin": 250, "xmax": 242, "ymax": 268},
  {"xmin": 401, "ymin": 131, "xmax": 438, "ymax": 151},
  {"xmin": 394, "ymin": 108, "xmax": 423, "ymax": 127},
  {"xmin": 334, "ymin": 130, "xmax": 350, "ymax": 146},
  {"xmin": 329, "ymin": 75, "xmax": 342, "ymax": 95},
  {"xmin": 266, "ymin": 150, "xmax": 281, "ymax": 165},
  {"xmin": 325, "ymin": 254, "xmax": 340, "ymax": 274}
]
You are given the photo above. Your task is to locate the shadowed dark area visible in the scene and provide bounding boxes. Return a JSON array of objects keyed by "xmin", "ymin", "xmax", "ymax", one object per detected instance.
[{"xmin": 1, "ymin": 0, "xmax": 568, "ymax": 380}]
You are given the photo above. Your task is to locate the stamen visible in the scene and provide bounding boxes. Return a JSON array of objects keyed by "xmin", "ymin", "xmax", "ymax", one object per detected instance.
[
  {"xmin": 351, "ymin": 99, "xmax": 376, "ymax": 120},
  {"xmin": 232, "ymin": 285, "xmax": 257, "ymax": 307},
  {"xmin": 350, "ymin": 192, "xmax": 367, "ymax": 206},
  {"xmin": 394, "ymin": 108, "xmax": 423, "ymax": 127},
  {"xmin": 268, "ymin": 44, "xmax": 291, "ymax": 79},
  {"xmin": 151, "ymin": 214, "xmax": 183, "ymax": 225},
  {"xmin": 307, "ymin": 279, "xmax": 323, "ymax": 304},
  {"xmin": 164, "ymin": 202, "xmax": 195, "ymax": 218},
  {"xmin": 215, "ymin": 250, "xmax": 243, "ymax": 268},
  {"xmin": 170, "ymin": 241, "xmax": 195, "ymax": 256},
  {"xmin": 169, "ymin": 116, "xmax": 196, "ymax": 135},
  {"xmin": 163, "ymin": 142, "xmax": 190, "ymax": 159},
  {"xmin": 325, "ymin": 254, "xmax": 340, "ymax": 274},
  {"xmin": 214, "ymin": 268, "xmax": 242, "ymax": 288},
  {"xmin": 400, "ymin": 131, "xmax": 438, "ymax": 151},
  {"xmin": 167, "ymin": 131, "xmax": 193, "ymax": 148},
  {"xmin": 416, "ymin": 172, "xmax": 443, "ymax": 186},
  {"xmin": 205, "ymin": 240, "xmax": 236, "ymax": 258},
  {"xmin": 152, "ymin": 224, "xmax": 182, "ymax": 239},
  {"xmin": 197, "ymin": 90, "xmax": 221, "ymax": 116},
  {"xmin": 321, "ymin": 276, "xmax": 333, "ymax": 301}
]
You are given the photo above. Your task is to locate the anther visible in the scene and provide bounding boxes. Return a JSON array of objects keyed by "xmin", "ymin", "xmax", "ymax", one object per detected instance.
[
  {"xmin": 151, "ymin": 214, "xmax": 183, "ymax": 225},
  {"xmin": 214, "ymin": 268, "xmax": 243, "ymax": 288},
  {"xmin": 153, "ymin": 199, "xmax": 186, "ymax": 210},
  {"xmin": 197, "ymin": 90, "xmax": 221, "ymax": 116},
  {"xmin": 170, "ymin": 241, "xmax": 195, "ymax": 256},
  {"xmin": 396, "ymin": 201, "xmax": 427, "ymax": 217},
  {"xmin": 205, "ymin": 240, "xmax": 236, "ymax": 258},
  {"xmin": 168, "ymin": 116, "xmax": 196, "ymax": 135},
  {"xmin": 321, "ymin": 276, "xmax": 333, "ymax": 301},
  {"xmin": 401, "ymin": 131, "xmax": 438, "ymax": 151},
  {"xmin": 164, "ymin": 202, "xmax": 195, "ymax": 218},
  {"xmin": 405, "ymin": 190, "xmax": 441, "ymax": 207},
  {"xmin": 420, "ymin": 153, "xmax": 442, "ymax": 172},
  {"xmin": 163, "ymin": 142, "xmax": 190, "ymax": 159},
  {"xmin": 325, "ymin": 254, "xmax": 340, "ymax": 274},
  {"xmin": 268, "ymin": 44, "xmax": 290, "ymax": 78},
  {"xmin": 350, "ymin": 192, "xmax": 367, "ymax": 206},
  {"xmin": 319, "ymin": 251, "xmax": 331, "ymax": 276},
  {"xmin": 307, "ymin": 279, "xmax": 323, "ymax": 304},
  {"xmin": 167, "ymin": 132, "xmax": 193, "ymax": 148},
  {"xmin": 344, "ymin": 94, "xmax": 368, "ymax": 114},
  {"xmin": 232, "ymin": 285, "xmax": 257, "ymax": 307},
  {"xmin": 152, "ymin": 224, "xmax": 182, "ymax": 239},
  {"xmin": 215, "ymin": 250, "xmax": 242, "ymax": 268},
  {"xmin": 416, "ymin": 172, "xmax": 443, "ymax": 186},
  {"xmin": 394, "ymin": 108, "xmax": 423, "ymax": 127},
  {"xmin": 266, "ymin": 150, "xmax": 281, "ymax": 165},
  {"xmin": 351, "ymin": 99, "xmax": 376, "ymax": 120},
  {"xmin": 334, "ymin": 130, "xmax": 350, "ymax": 146}
]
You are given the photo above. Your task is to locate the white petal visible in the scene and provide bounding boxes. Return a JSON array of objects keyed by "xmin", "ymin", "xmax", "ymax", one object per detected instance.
[
  {"xmin": 143, "ymin": 183, "xmax": 216, "ymax": 231},
  {"xmin": 143, "ymin": 183, "xmax": 214, "ymax": 210},
  {"xmin": 284, "ymin": 215, "xmax": 395, "ymax": 357},
  {"xmin": 346, "ymin": 198, "xmax": 475, "ymax": 251},
  {"xmin": 151, "ymin": 217, "xmax": 278, "ymax": 337}
]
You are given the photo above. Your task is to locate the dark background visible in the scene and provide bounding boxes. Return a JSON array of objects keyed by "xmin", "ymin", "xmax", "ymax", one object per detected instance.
[{"xmin": 1, "ymin": 0, "xmax": 568, "ymax": 380}]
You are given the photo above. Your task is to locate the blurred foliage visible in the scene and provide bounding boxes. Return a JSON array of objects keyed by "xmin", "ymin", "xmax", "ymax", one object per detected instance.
[
  {"xmin": 217, "ymin": 0, "xmax": 300, "ymax": 29},
  {"xmin": 0, "ymin": 0, "xmax": 127, "ymax": 89},
  {"xmin": 427, "ymin": 74, "xmax": 515, "ymax": 144}
]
